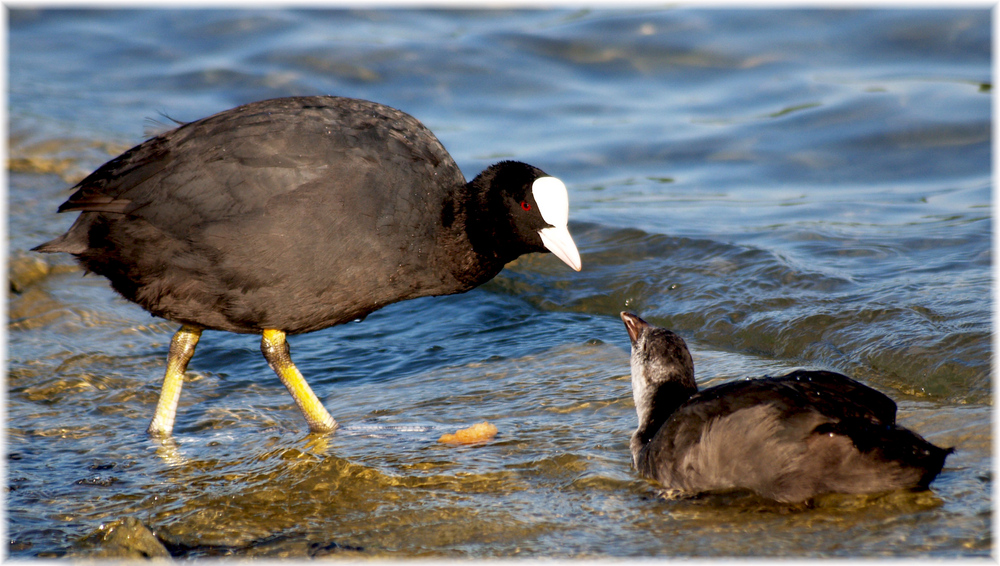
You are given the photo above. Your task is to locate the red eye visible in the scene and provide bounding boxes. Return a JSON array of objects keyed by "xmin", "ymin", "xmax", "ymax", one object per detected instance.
[{"xmin": 521, "ymin": 201, "xmax": 531, "ymax": 211}]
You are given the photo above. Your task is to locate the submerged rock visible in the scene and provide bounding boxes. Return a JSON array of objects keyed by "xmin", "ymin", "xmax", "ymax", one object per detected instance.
[
  {"xmin": 75, "ymin": 516, "xmax": 170, "ymax": 559},
  {"xmin": 9, "ymin": 251, "xmax": 50, "ymax": 294},
  {"xmin": 154, "ymin": 525, "xmax": 366, "ymax": 558}
]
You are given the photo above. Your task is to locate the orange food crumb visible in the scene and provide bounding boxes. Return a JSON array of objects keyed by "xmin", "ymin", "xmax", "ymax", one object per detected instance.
[{"xmin": 438, "ymin": 421, "xmax": 498, "ymax": 445}]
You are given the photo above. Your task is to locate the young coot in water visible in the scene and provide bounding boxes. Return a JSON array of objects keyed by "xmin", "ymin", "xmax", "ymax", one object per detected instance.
[
  {"xmin": 33, "ymin": 96, "xmax": 582, "ymax": 436},
  {"xmin": 620, "ymin": 312, "xmax": 952, "ymax": 503}
]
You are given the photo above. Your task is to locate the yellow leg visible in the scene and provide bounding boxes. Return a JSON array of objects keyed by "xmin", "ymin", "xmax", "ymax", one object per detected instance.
[
  {"xmin": 261, "ymin": 329, "xmax": 338, "ymax": 433},
  {"xmin": 147, "ymin": 325, "xmax": 202, "ymax": 436}
]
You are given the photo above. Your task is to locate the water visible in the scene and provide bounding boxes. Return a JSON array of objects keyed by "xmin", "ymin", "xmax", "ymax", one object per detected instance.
[{"xmin": 7, "ymin": 8, "xmax": 991, "ymax": 558}]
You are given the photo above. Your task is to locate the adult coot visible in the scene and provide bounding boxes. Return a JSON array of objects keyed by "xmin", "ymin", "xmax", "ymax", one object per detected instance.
[
  {"xmin": 33, "ymin": 96, "xmax": 582, "ymax": 436},
  {"xmin": 620, "ymin": 312, "xmax": 952, "ymax": 503}
]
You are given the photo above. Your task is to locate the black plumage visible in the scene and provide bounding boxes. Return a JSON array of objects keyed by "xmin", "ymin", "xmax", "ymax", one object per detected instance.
[
  {"xmin": 621, "ymin": 312, "xmax": 952, "ymax": 503},
  {"xmin": 33, "ymin": 96, "xmax": 581, "ymax": 435}
]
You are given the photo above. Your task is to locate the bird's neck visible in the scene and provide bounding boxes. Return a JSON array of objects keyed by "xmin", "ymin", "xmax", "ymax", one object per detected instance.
[
  {"xmin": 461, "ymin": 178, "xmax": 523, "ymax": 268},
  {"xmin": 632, "ymin": 377, "xmax": 698, "ymax": 462}
]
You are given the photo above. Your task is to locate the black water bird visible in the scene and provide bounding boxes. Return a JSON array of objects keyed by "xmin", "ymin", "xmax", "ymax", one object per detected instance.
[
  {"xmin": 33, "ymin": 96, "xmax": 582, "ymax": 435},
  {"xmin": 620, "ymin": 312, "xmax": 951, "ymax": 503}
]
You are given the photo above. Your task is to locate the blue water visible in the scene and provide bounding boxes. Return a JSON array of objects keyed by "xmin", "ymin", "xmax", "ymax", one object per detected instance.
[{"xmin": 7, "ymin": 8, "xmax": 991, "ymax": 558}]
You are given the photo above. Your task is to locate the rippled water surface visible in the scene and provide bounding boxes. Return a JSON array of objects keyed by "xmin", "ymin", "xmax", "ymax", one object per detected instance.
[{"xmin": 7, "ymin": 8, "xmax": 991, "ymax": 558}]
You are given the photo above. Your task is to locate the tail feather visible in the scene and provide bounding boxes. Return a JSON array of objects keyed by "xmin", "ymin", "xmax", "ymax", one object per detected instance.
[
  {"xmin": 814, "ymin": 419, "xmax": 952, "ymax": 488},
  {"xmin": 31, "ymin": 213, "xmax": 94, "ymax": 255},
  {"xmin": 32, "ymin": 234, "xmax": 87, "ymax": 255}
]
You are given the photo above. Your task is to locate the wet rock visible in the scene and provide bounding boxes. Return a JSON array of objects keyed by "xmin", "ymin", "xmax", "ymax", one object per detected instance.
[
  {"xmin": 75, "ymin": 516, "xmax": 170, "ymax": 559},
  {"xmin": 154, "ymin": 527, "xmax": 366, "ymax": 558},
  {"xmin": 308, "ymin": 540, "xmax": 365, "ymax": 557},
  {"xmin": 8, "ymin": 135, "xmax": 124, "ymax": 184},
  {"xmin": 157, "ymin": 515, "xmax": 274, "ymax": 551},
  {"xmin": 8, "ymin": 156, "xmax": 79, "ymax": 180},
  {"xmin": 9, "ymin": 251, "xmax": 50, "ymax": 293}
]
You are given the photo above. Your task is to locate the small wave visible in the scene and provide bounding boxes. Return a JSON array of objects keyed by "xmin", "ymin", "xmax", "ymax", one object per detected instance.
[{"xmin": 499, "ymin": 222, "xmax": 989, "ymax": 404}]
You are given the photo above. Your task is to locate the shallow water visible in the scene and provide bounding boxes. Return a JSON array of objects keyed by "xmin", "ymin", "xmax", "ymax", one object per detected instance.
[{"xmin": 7, "ymin": 8, "xmax": 991, "ymax": 558}]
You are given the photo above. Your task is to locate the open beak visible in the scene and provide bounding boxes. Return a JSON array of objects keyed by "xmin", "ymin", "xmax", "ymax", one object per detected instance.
[
  {"xmin": 539, "ymin": 225, "xmax": 582, "ymax": 271},
  {"xmin": 620, "ymin": 311, "xmax": 649, "ymax": 344}
]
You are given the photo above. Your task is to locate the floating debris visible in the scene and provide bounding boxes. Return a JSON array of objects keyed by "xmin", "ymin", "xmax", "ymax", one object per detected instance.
[{"xmin": 438, "ymin": 421, "xmax": 498, "ymax": 445}]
